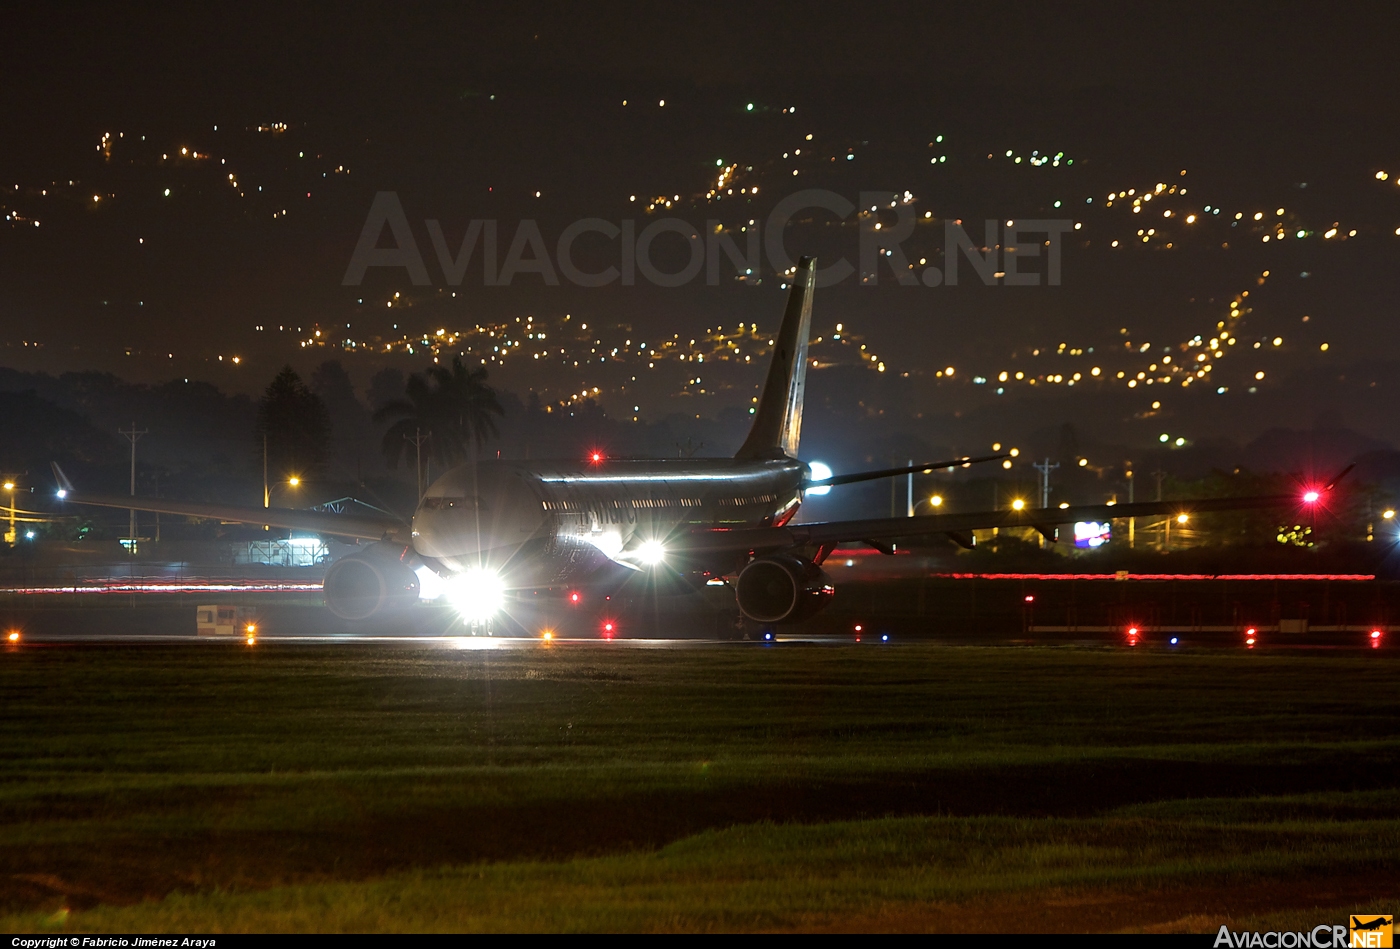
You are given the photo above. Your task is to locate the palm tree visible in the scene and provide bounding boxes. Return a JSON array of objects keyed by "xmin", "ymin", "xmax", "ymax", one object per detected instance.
[
  {"xmin": 438, "ymin": 358, "xmax": 503, "ymax": 453},
  {"xmin": 374, "ymin": 358, "xmax": 503, "ymax": 493}
]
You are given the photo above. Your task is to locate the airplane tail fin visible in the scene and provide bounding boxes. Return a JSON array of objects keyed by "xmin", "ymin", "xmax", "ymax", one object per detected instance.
[{"xmin": 735, "ymin": 256, "xmax": 816, "ymax": 459}]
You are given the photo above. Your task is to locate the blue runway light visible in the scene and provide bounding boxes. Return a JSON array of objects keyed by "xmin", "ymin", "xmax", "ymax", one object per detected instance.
[
  {"xmin": 1170, "ymin": 637, "xmax": 1179, "ymax": 645},
  {"xmin": 881, "ymin": 634, "xmax": 889, "ymax": 642}
]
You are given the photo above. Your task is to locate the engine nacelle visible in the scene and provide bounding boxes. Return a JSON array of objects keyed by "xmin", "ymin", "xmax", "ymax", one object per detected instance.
[
  {"xmin": 323, "ymin": 553, "xmax": 421, "ymax": 621},
  {"xmin": 735, "ymin": 554, "xmax": 834, "ymax": 624}
]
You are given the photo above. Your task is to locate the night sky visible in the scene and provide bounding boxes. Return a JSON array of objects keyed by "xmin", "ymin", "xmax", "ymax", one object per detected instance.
[{"xmin": 4, "ymin": 2, "xmax": 1400, "ymax": 469}]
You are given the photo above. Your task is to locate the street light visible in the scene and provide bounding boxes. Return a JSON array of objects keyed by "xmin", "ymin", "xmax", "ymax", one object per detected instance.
[
  {"xmin": 1011, "ymin": 498, "xmax": 1026, "ymax": 511},
  {"xmin": 288, "ymin": 476, "xmax": 301, "ymax": 488},
  {"xmin": 915, "ymin": 494, "xmax": 944, "ymax": 513}
]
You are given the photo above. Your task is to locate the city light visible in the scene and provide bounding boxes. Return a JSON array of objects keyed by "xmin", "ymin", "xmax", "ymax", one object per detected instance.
[{"xmin": 1012, "ymin": 499, "xmax": 1026, "ymax": 510}]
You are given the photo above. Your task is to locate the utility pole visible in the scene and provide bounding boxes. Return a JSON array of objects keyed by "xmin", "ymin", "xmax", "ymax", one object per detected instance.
[
  {"xmin": 405, "ymin": 428, "xmax": 430, "ymax": 500},
  {"xmin": 1032, "ymin": 458, "xmax": 1059, "ymax": 549},
  {"xmin": 263, "ymin": 433, "xmax": 270, "ymax": 508},
  {"xmin": 118, "ymin": 424, "xmax": 147, "ymax": 547},
  {"xmin": 1154, "ymin": 469, "xmax": 1167, "ymax": 551},
  {"xmin": 1033, "ymin": 457, "xmax": 1059, "ymax": 508},
  {"xmin": 906, "ymin": 459, "xmax": 914, "ymax": 517},
  {"xmin": 991, "ymin": 480, "xmax": 999, "ymax": 539},
  {"xmin": 1126, "ymin": 464, "xmax": 1135, "ymax": 548},
  {"xmin": 2, "ymin": 478, "xmax": 15, "ymax": 547}
]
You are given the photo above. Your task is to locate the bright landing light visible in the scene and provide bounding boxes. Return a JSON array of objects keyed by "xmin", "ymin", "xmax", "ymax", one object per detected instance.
[
  {"xmin": 445, "ymin": 567, "xmax": 506, "ymax": 621},
  {"xmin": 637, "ymin": 539, "xmax": 666, "ymax": 565},
  {"xmin": 807, "ymin": 461, "xmax": 833, "ymax": 496}
]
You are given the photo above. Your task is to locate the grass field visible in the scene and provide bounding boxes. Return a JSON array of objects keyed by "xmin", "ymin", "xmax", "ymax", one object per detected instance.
[{"xmin": 1, "ymin": 640, "xmax": 1396, "ymax": 932}]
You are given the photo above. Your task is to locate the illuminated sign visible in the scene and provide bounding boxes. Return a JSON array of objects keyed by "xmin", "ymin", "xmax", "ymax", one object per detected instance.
[{"xmin": 1073, "ymin": 521, "xmax": 1111, "ymax": 548}]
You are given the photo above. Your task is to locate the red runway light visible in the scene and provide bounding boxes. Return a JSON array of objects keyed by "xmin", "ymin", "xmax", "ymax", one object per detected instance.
[
  {"xmin": 569, "ymin": 591, "xmax": 581, "ymax": 604},
  {"xmin": 1024, "ymin": 595, "xmax": 1035, "ymax": 603}
]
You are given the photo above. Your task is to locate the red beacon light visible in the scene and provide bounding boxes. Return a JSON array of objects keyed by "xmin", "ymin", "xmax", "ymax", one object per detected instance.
[
  {"xmin": 1302, "ymin": 490, "xmax": 1320, "ymax": 503},
  {"xmin": 569, "ymin": 591, "xmax": 581, "ymax": 605},
  {"xmin": 589, "ymin": 451, "xmax": 605, "ymax": 464}
]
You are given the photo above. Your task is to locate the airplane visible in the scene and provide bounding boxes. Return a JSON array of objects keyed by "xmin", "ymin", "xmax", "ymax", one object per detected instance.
[{"xmin": 53, "ymin": 257, "xmax": 1336, "ymax": 630}]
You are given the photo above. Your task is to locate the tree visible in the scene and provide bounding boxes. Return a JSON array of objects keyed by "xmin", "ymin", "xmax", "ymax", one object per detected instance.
[
  {"xmin": 310, "ymin": 360, "xmax": 372, "ymax": 473},
  {"xmin": 374, "ymin": 358, "xmax": 503, "ymax": 480},
  {"xmin": 255, "ymin": 366, "xmax": 331, "ymax": 480}
]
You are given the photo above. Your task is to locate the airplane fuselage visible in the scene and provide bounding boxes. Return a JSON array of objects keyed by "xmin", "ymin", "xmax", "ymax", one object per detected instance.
[{"xmin": 411, "ymin": 457, "xmax": 808, "ymax": 586}]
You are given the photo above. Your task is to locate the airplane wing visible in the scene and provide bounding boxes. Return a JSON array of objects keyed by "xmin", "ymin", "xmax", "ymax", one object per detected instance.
[
  {"xmin": 672, "ymin": 492, "xmax": 1312, "ymax": 556},
  {"xmin": 52, "ymin": 463, "xmax": 405, "ymax": 542}
]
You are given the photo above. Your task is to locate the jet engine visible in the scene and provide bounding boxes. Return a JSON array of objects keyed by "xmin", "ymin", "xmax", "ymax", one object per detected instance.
[
  {"xmin": 734, "ymin": 554, "xmax": 834, "ymax": 624},
  {"xmin": 323, "ymin": 551, "xmax": 421, "ymax": 621}
]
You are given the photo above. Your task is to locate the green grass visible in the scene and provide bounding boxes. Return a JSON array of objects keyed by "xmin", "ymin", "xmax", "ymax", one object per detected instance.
[{"xmin": 1, "ymin": 642, "xmax": 1397, "ymax": 931}]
